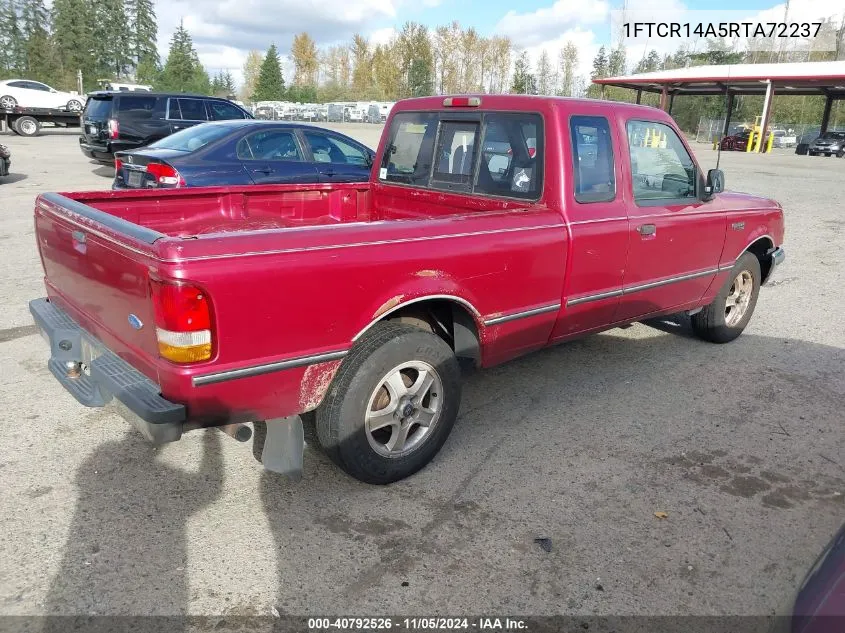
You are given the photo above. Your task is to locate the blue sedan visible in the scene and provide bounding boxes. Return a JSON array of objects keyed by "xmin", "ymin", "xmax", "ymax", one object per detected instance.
[{"xmin": 113, "ymin": 120, "xmax": 375, "ymax": 189}]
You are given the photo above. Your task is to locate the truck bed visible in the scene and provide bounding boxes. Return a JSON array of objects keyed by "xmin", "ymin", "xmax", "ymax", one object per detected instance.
[{"xmin": 52, "ymin": 182, "xmax": 373, "ymax": 237}]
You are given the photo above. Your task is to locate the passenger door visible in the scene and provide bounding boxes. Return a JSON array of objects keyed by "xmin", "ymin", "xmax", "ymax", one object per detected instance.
[
  {"xmin": 615, "ymin": 119, "xmax": 726, "ymax": 321},
  {"xmin": 302, "ymin": 130, "xmax": 373, "ymax": 182},
  {"xmin": 236, "ymin": 128, "xmax": 318, "ymax": 184},
  {"xmin": 551, "ymin": 114, "xmax": 630, "ymax": 340}
]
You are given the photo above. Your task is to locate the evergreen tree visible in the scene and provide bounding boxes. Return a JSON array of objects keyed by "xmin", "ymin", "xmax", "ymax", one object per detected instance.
[
  {"xmin": 222, "ymin": 71, "xmax": 236, "ymax": 95},
  {"xmin": 252, "ymin": 44, "xmax": 285, "ymax": 101},
  {"xmin": 127, "ymin": 0, "xmax": 157, "ymax": 79},
  {"xmin": 590, "ymin": 46, "xmax": 608, "ymax": 79},
  {"xmin": 21, "ymin": 0, "xmax": 59, "ymax": 83},
  {"xmin": 159, "ymin": 21, "xmax": 210, "ymax": 93},
  {"xmin": 92, "ymin": 0, "xmax": 131, "ymax": 79},
  {"xmin": 0, "ymin": 0, "xmax": 26, "ymax": 76},
  {"xmin": 407, "ymin": 58, "xmax": 433, "ymax": 97},
  {"xmin": 510, "ymin": 51, "xmax": 534, "ymax": 94},
  {"xmin": 51, "ymin": 0, "xmax": 96, "ymax": 89}
]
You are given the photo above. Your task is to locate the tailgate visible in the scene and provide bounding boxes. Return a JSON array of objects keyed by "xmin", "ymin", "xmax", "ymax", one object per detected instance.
[
  {"xmin": 35, "ymin": 193, "xmax": 164, "ymax": 382},
  {"xmin": 81, "ymin": 94, "xmax": 112, "ymax": 144}
]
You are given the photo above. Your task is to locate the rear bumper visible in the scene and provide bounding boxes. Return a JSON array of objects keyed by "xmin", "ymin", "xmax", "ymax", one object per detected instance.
[
  {"xmin": 0, "ymin": 157, "xmax": 9, "ymax": 177},
  {"xmin": 78, "ymin": 138, "xmax": 137, "ymax": 162},
  {"xmin": 29, "ymin": 297, "xmax": 185, "ymax": 444}
]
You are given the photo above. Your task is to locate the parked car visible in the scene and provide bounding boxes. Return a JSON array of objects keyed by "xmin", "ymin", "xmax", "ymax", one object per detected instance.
[
  {"xmin": 113, "ymin": 121, "xmax": 375, "ymax": 189},
  {"xmin": 808, "ymin": 131, "xmax": 845, "ymax": 157},
  {"xmin": 327, "ymin": 103, "xmax": 345, "ymax": 122},
  {"xmin": 720, "ymin": 128, "xmax": 753, "ymax": 151},
  {"xmin": 0, "ymin": 79, "xmax": 84, "ymax": 112},
  {"xmin": 0, "ymin": 144, "xmax": 10, "ymax": 178},
  {"xmin": 79, "ymin": 91, "xmax": 252, "ymax": 164},
  {"xmin": 253, "ymin": 105, "xmax": 278, "ymax": 120},
  {"xmin": 775, "ymin": 521, "xmax": 845, "ymax": 632},
  {"xmin": 771, "ymin": 129, "xmax": 797, "ymax": 148},
  {"xmin": 29, "ymin": 95, "xmax": 784, "ymax": 485}
]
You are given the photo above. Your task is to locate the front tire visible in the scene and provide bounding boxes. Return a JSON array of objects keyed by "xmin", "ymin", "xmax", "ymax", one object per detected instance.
[
  {"xmin": 66, "ymin": 99, "xmax": 83, "ymax": 112},
  {"xmin": 692, "ymin": 252, "xmax": 761, "ymax": 343},
  {"xmin": 0, "ymin": 95, "xmax": 16, "ymax": 110},
  {"xmin": 315, "ymin": 322, "xmax": 462, "ymax": 484}
]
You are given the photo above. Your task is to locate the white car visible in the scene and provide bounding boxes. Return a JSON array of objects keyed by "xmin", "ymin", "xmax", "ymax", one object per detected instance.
[{"xmin": 0, "ymin": 79, "xmax": 84, "ymax": 112}]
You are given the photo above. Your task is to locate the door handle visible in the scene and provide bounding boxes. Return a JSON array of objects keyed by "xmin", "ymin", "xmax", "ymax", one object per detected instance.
[
  {"xmin": 637, "ymin": 224, "xmax": 656, "ymax": 236},
  {"xmin": 323, "ymin": 168, "xmax": 335, "ymax": 177},
  {"xmin": 254, "ymin": 166, "xmax": 272, "ymax": 175}
]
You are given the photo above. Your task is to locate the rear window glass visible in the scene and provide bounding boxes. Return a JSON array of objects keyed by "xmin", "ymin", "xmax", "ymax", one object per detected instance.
[
  {"xmin": 475, "ymin": 113, "xmax": 542, "ymax": 199},
  {"xmin": 380, "ymin": 112, "xmax": 438, "ymax": 186},
  {"xmin": 84, "ymin": 97, "xmax": 112, "ymax": 119},
  {"xmin": 117, "ymin": 95, "xmax": 156, "ymax": 113},
  {"xmin": 149, "ymin": 123, "xmax": 232, "ymax": 151},
  {"xmin": 432, "ymin": 121, "xmax": 479, "ymax": 188}
]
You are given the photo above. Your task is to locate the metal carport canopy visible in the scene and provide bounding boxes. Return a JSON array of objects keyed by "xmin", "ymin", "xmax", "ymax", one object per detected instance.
[
  {"xmin": 594, "ymin": 60, "xmax": 845, "ymax": 151},
  {"xmin": 593, "ymin": 60, "xmax": 845, "ymax": 97}
]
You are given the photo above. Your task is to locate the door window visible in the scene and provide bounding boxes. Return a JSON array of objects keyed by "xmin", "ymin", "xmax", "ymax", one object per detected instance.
[
  {"xmin": 174, "ymin": 98, "xmax": 208, "ymax": 121},
  {"xmin": 28, "ymin": 82, "xmax": 52, "ymax": 91},
  {"xmin": 570, "ymin": 116, "xmax": 616, "ymax": 203},
  {"xmin": 627, "ymin": 120, "xmax": 696, "ymax": 201},
  {"xmin": 237, "ymin": 130, "xmax": 302, "ymax": 161},
  {"xmin": 304, "ymin": 131, "xmax": 368, "ymax": 165},
  {"xmin": 208, "ymin": 100, "xmax": 246, "ymax": 120}
]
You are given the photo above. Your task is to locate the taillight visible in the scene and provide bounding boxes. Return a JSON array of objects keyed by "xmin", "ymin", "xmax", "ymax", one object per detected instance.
[
  {"xmin": 146, "ymin": 162, "xmax": 185, "ymax": 187},
  {"xmin": 108, "ymin": 118, "xmax": 119, "ymax": 139},
  {"xmin": 114, "ymin": 157, "xmax": 123, "ymax": 172},
  {"xmin": 150, "ymin": 280, "xmax": 213, "ymax": 363},
  {"xmin": 443, "ymin": 97, "xmax": 481, "ymax": 107}
]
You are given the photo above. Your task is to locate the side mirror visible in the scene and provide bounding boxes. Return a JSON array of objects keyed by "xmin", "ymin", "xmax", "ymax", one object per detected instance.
[{"xmin": 703, "ymin": 168, "xmax": 724, "ymax": 199}]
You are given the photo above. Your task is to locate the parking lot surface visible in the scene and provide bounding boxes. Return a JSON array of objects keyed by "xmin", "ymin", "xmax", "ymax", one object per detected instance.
[{"xmin": 0, "ymin": 126, "xmax": 843, "ymax": 618}]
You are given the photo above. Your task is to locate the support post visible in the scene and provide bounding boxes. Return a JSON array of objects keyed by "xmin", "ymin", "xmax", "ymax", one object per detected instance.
[
  {"xmin": 659, "ymin": 85, "xmax": 668, "ymax": 111},
  {"xmin": 722, "ymin": 92, "xmax": 735, "ymax": 138},
  {"xmin": 668, "ymin": 93, "xmax": 676, "ymax": 114},
  {"xmin": 820, "ymin": 95, "xmax": 833, "ymax": 135},
  {"xmin": 758, "ymin": 80, "xmax": 774, "ymax": 153},
  {"xmin": 636, "ymin": 89, "xmax": 642, "ymax": 104}
]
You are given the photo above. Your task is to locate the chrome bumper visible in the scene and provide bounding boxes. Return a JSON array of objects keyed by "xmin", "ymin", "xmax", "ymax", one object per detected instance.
[{"xmin": 763, "ymin": 246, "xmax": 785, "ymax": 286}]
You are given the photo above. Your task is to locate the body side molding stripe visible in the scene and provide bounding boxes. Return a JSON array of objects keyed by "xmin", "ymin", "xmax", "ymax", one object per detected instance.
[{"xmin": 193, "ymin": 350, "xmax": 348, "ymax": 386}]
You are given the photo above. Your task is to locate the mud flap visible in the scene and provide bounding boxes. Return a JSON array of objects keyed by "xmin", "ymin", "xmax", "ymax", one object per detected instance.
[{"xmin": 252, "ymin": 417, "xmax": 304, "ymax": 481}]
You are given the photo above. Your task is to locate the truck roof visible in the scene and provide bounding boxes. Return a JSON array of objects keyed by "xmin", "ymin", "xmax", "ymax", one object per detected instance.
[{"xmin": 392, "ymin": 94, "xmax": 669, "ymax": 119}]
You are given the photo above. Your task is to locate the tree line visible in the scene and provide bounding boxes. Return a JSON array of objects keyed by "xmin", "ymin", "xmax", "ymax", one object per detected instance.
[{"xmin": 2, "ymin": 1, "xmax": 843, "ymax": 132}]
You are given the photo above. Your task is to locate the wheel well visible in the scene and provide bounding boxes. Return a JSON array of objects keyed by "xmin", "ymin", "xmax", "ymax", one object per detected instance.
[
  {"xmin": 384, "ymin": 300, "xmax": 481, "ymax": 366},
  {"xmin": 745, "ymin": 237, "xmax": 774, "ymax": 281}
]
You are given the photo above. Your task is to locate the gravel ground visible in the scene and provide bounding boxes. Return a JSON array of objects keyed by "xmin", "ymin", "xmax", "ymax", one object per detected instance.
[{"xmin": 0, "ymin": 126, "xmax": 842, "ymax": 620}]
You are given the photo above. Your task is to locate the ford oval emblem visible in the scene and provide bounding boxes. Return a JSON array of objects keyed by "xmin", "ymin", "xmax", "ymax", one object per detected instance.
[{"xmin": 128, "ymin": 314, "xmax": 143, "ymax": 330}]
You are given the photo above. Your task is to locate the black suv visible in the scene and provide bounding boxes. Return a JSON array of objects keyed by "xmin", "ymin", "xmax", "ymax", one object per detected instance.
[{"xmin": 79, "ymin": 92, "xmax": 252, "ymax": 163}]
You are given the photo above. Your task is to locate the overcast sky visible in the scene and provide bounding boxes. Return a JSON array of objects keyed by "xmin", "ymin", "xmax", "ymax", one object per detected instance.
[{"xmin": 153, "ymin": 0, "xmax": 844, "ymax": 87}]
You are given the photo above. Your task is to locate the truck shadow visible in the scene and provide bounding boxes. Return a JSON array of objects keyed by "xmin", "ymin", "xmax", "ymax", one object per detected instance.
[{"xmin": 41, "ymin": 429, "xmax": 224, "ymax": 628}]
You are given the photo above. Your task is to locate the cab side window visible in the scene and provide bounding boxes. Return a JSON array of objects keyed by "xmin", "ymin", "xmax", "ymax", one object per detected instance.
[
  {"xmin": 475, "ymin": 113, "xmax": 542, "ymax": 199},
  {"xmin": 627, "ymin": 120, "xmax": 696, "ymax": 201},
  {"xmin": 569, "ymin": 116, "xmax": 616, "ymax": 203}
]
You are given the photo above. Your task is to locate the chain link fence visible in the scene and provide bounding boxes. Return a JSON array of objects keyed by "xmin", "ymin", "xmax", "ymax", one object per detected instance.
[{"xmin": 694, "ymin": 117, "xmax": 845, "ymax": 145}]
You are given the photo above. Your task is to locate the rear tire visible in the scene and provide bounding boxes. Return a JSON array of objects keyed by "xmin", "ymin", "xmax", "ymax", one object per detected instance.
[
  {"xmin": 692, "ymin": 252, "xmax": 761, "ymax": 344},
  {"xmin": 66, "ymin": 99, "xmax": 82, "ymax": 112},
  {"xmin": 13, "ymin": 116, "xmax": 39, "ymax": 137},
  {"xmin": 315, "ymin": 322, "xmax": 462, "ymax": 484}
]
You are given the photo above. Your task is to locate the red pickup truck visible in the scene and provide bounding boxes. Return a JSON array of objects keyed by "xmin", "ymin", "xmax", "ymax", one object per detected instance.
[{"xmin": 30, "ymin": 95, "xmax": 785, "ymax": 484}]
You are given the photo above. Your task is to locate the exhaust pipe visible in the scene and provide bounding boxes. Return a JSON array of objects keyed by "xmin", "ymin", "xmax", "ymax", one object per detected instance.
[{"xmin": 218, "ymin": 423, "xmax": 252, "ymax": 442}]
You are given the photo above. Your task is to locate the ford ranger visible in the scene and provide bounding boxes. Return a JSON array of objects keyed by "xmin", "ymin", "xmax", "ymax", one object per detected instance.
[{"xmin": 30, "ymin": 95, "xmax": 785, "ymax": 484}]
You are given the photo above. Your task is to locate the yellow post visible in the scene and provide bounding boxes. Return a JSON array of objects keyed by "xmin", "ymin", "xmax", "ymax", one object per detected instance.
[
  {"xmin": 659, "ymin": 132, "xmax": 667, "ymax": 148},
  {"xmin": 713, "ymin": 134, "xmax": 719, "ymax": 150},
  {"xmin": 644, "ymin": 128, "xmax": 651, "ymax": 147},
  {"xmin": 651, "ymin": 129, "xmax": 659, "ymax": 148},
  {"xmin": 765, "ymin": 131, "xmax": 774, "ymax": 153},
  {"xmin": 746, "ymin": 131, "xmax": 755, "ymax": 152}
]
